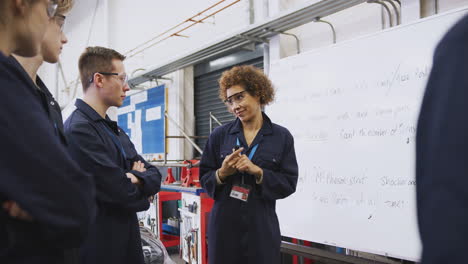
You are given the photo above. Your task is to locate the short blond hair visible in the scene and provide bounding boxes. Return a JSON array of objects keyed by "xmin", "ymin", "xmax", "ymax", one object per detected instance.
[
  {"xmin": 56, "ymin": 0, "xmax": 74, "ymax": 15},
  {"xmin": 0, "ymin": 0, "xmax": 73, "ymax": 25}
]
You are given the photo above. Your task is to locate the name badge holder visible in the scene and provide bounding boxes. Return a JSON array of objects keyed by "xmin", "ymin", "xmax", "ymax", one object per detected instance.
[{"xmin": 229, "ymin": 138, "xmax": 259, "ymax": 202}]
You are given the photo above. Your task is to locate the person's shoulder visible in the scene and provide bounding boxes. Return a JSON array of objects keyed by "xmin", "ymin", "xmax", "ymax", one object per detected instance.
[
  {"xmin": 271, "ymin": 122, "xmax": 293, "ymax": 137},
  {"xmin": 448, "ymin": 15, "xmax": 468, "ymax": 37},
  {"xmin": 64, "ymin": 110, "xmax": 92, "ymax": 132},
  {"xmin": 436, "ymin": 15, "xmax": 468, "ymax": 53},
  {"xmin": 0, "ymin": 56, "xmax": 27, "ymax": 87},
  {"xmin": 0, "ymin": 61, "xmax": 41, "ymax": 112},
  {"xmin": 1, "ymin": 55, "xmax": 19, "ymax": 74}
]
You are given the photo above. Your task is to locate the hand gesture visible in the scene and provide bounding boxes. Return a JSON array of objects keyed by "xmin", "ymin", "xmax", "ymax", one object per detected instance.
[
  {"xmin": 218, "ymin": 147, "xmax": 244, "ymax": 182},
  {"xmin": 126, "ymin": 172, "xmax": 142, "ymax": 185},
  {"xmin": 235, "ymin": 154, "xmax": 262, "ymax": 177},
  {"xmin": 132, "ymin": 161, "xmax": 146, "ymax": 172},
  {"xmin": 2, "ymin": 201, "xmax": 33, "ymax": 221}
]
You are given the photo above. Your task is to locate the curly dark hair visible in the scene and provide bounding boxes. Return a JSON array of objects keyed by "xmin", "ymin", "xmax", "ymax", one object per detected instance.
[{"xmin": 218, "ymin": 65, "xmax": 275, "ymax": 106}]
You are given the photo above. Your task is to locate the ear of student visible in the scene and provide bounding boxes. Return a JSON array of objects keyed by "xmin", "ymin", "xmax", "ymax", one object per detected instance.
[
  {"xmin": 13, "ymin": 0, "xmax": 30, "ymax": 16},
  {"xmin": 95, "ymin": 74, "xmax": 106, "ymax": 88}
]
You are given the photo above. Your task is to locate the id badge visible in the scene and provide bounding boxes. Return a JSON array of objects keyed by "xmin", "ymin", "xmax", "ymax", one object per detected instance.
[{"xmin": 230, "ymin": 184, "xmax": 251, "ymax": 202}]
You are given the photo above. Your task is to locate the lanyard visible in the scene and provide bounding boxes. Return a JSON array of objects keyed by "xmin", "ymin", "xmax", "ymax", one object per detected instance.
[
  {"xmin": 236, "ymin": 138, "xmax": 258, "ymax": 160},
  {"xmin": 236, "ymin": 137, "xmax": 259, "ymax": 184},
  {"xmin": 103, "ymin": 124, "xmax": 127, "ymax": 161},
  {"xmin": 53, "ymin": 122, "xmax": 58, "ymax": 136}
]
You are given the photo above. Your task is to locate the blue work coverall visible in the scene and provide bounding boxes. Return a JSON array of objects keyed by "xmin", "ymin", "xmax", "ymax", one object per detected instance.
[
  {"xmin": 64, "ymin": 99, "xmax": 162, "ymax": 264},
  {"xmin": 6, "ymin": 56, "xmax": 84, "ymax": 264},
  {"xmin": 417, "ymin": 14, "xmax": 468, "ymax": 264},
  {"xmin": 0, "ymin": 53, "xmax": 95, "ymax": 263},
  {"xmin": 8, "ymin": 56, "xmax": 67, "ymax": 146},
  {"xmin": 200, "ymin": 112, "xmax": 298, "ymax": 264}
]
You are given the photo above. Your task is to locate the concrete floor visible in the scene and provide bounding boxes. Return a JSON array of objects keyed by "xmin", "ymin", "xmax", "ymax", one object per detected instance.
[
  {"xmin": 167, "ymin": 247, "xmax": 185, "ymax": 264},
  {"xmin": 169, "ymin": 253, "xmax": 185, "ymax": 264}
]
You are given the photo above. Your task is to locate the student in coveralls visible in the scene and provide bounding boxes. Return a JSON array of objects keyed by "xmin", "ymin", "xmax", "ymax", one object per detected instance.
[
  {"xmin": 8, "ymin": 1, "xmax": 91, "ymax": 263},
  {"xmin": 0, "ymin": 0, "xmax": 95, "ymax": 263},
  {"xmin": 11, "ymin": 0, "xmax": 72, "ymax": 147},
  {"xmin": 417, "ymin": 15, "xmax": 468, "ymax": 264},
  {"xmin": 64, "ymin": 46, "xmax": 162, "ymax": 264},
  {"xmin": 200, "ymin": 65, "xmax": 299, "ymax": 264}
]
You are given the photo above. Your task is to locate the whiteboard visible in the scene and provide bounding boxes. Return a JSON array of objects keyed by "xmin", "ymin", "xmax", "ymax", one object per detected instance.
[{"xmin": 268, "ymin": 9, "xmax": 468, "ymax": 261}]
